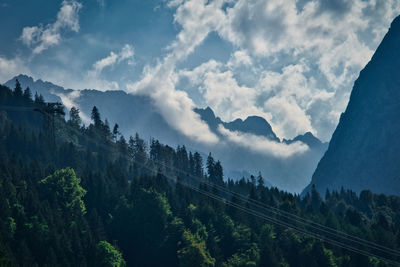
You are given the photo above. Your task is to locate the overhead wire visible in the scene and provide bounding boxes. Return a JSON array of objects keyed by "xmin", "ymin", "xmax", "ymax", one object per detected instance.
[
  {"xmin": 150, "ymin": 158, "xmax": 400, "ymax": 257},
  {"xmin": 1, "ymin": 103, "xmax": 400, "ymax": 265}
]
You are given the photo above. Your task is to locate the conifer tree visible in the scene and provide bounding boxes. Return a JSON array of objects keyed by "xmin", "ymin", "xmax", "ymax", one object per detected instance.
[
  {"xmin": 257, "ymin": 172, "xmax": 264, "ymax": 189},
  {"xmin": 207, "ymin": 153, "xmax": 215, "ymax": 181},
  {"xmin": 69, "ymin": 107, "xmax": 82, "ymax": 128},
  {"xmin": 14, "ymin": 79, "xmax": 23, "ymax": 97},
  {"xmin": 96, "ymin": 241, "xmax": 126, "ymax": 267},
  {"xmin": 34, "ymin": 92, "xmax": 44, "ymax": 104},
  {"xmin": 91, "ymin": 106, "xmax": 102, "ymax": 128},
  {"xmin": 193, "ymin": 152, "xmax": 204, "ymax": 179},
  {"xmin": 113, "ymin": 123, "xmax": 120, "ymax": 141},
  {"xmin": 23, "ymin": 87, "xmax": 32, "ymax": 100},
  {"xmin": 214, "ymin": 160, "xmax": 223, "ymax": 184}
]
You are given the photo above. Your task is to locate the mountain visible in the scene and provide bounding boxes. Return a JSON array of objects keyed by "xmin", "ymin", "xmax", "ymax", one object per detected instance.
[
  {"xmin": 8, "ymin": 74, "xmax": 67, "ymax": 102},
  {"xmin": 194, "ymin": 107, "xmax": 279, "ymax": 142},
  {"xmin": 223, "ymin": 116, "xmax": 280, "ymax": 142},
  {"xmin": 1, "ymin": 82, "xmax": 398, "ymax": 266},
  {"xmin": 303, "ymin": 16, "xmax": 400, "ymax": 196},
  {"xmin": 4, "ymin": 74, "xmax": 328, "ymax": 192},
  {"xmin": 283, "ymin": 132, "xmax": 324, "ymax": 149}
]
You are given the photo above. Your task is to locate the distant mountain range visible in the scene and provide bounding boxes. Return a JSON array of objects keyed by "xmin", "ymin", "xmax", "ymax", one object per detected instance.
[
  {"xmin": 4, "ymin": 74, "xmax": 328, "ymax": 193},
  {"xmin": 303, "ymin": 15, "xmax": 400, "ymax": 196}
]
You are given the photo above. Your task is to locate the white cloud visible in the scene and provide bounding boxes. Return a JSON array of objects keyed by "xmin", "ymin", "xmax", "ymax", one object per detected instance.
[
  {"xmin": 20, "ymin": 1, "xmax": 82, "ymax": 54},
  {"xmin": 20, "ymin": 26, "xmax": 40, "ymax": 46},
  {"xmin": 167, "ymin": 0, "xmax": 400, "ymax": 141},
  {"xmin": 201, "ymin": 69, "xmax": 268, "ymax": 121},
  {"xmin": 167, "ymin": 0, "xmax": 227, "ymax": 61},
  {"xmin": 256, "ymin": 63, "xmax": 318, "ymax": 138},
  {"xmin": 180, "ymin": 59, "xmax": 319, "ymax": 139},
  {"xmin": 127, "ymin": 62, "xmax": 219, "ymax": 144},
  {"xmin": 56, "ymin": 90, "xmax": 91, "ymax": 124},
  {"xmin": 218, "ymin": 125, "xmax": 309, "ymax": 158},
  {"xmin": 8, "ymin": 0, "xmax": 400, "ymax": 144},
  {"xmin": 92, "ymin": 44, "xmax": 134, "ymax": 75},
  {"xmin": 0, "ymin": 56, "xmax": 31, "ymax": 84},
  {"xmin": 167, "ymin": 0, "xmax": 184, "ymax": 8},
  {"xmin": 86, "ymin": 44, "xmax": 135, "ymax": 91},
  {"xmin": 263, "ymin": 96, "xmax": 314, "ymax": 140},
  {"xmin": 119, "ymin": 44, "xmax": 135, "ymax": 62},
  {"xmin": 179, "ymin": 60, "xmax": 222, "ymax": 85},
  {"xmin": 227, "ymin": 50, "xmax": 253, "ymax": 68},
  {"xmin": 219, "ymin": 0, "xmax": 300, "ymax": 56},
  {"xmin": 125, "ymin": 0, "xmax": 230, "ymax": 144},
  {"xmin": 93, "ymin": 52, "xmax": 119, "ymax": 74}
]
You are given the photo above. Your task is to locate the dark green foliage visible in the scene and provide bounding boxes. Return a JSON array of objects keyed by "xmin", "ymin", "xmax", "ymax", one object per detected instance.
[
  {"xmin": 113, "ymin": 123, "xmax": 120, "ymax": 141},
  {"xmin": 23, "ymin": 87, "xmax": 32, "ymax": 100},
  {"xmin": 96, "ymin": 241, "xmax": 126, "ymax": 267},
  {"xmin": 0, "ymin": 83, "xmax": 400, "ymax": 266},
  {"xmin": 69, "ymin": 107, "xmax": 82, "ymax": 128},
  {"xmin": 91, "ymin": 106, "xmax": 102, "ymax": 128},
  {"xmin": 13, "ymin": 79, "xmax": 23, "ymax": 97},
  {"xmin": 39, "ymin": 168, "xmax": 87, "ymax": 217},
  {"xmin": 177, "ymin": 230, "xmax": 215, "ymax": 267}
]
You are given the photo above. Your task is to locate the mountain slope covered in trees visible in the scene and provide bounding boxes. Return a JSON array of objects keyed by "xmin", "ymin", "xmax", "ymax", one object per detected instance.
[
  {"xmin": 304, "ymin": 15, "xmax": 400, "ymax": 197},
  {"xmin": 1, "ymin": 79, "xmax": 400, "ymax": 266},
  {"xmin": 5, "ymin": 75, "xmax": 327, "ymax": 193}
]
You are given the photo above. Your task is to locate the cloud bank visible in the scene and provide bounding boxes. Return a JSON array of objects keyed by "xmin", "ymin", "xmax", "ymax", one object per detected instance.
[
  {"xmin": 218, "ymin": 125, "xmax": 309, "ymax": 158},
  {"xmin": 127, "ymin": 0, "xmax": 228, "ymax": 144},
  {"xmin": 167, "ymin": 0, "xmax": 400, "ymax": 141},
  {"xmin": 127, "ymin": 61, "xmax": 219, "ymax": 144},
  {"xmin": 7, "ymin": 0, "xmax": 400, "ymax": 147},
  {"xmin": 125, "ymin": 0, "xmax": 400, "ymax": 146}
]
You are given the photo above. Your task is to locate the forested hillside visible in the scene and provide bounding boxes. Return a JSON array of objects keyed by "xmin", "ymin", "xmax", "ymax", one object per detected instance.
[
  {"xmin": 1, "ymin": 81, "xmax": 400, "ymax": 266},
  {"xmin": 6, "ymin": 74, "xmax": 328, "ymax": 193}
]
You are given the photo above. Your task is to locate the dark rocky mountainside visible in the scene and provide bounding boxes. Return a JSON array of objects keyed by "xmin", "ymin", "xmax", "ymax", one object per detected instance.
[{"xmin": 303, "ymin": 16, "xmax": 400, "ymax": 196}]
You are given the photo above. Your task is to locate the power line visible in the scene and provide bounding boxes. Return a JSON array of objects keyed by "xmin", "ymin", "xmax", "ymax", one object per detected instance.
[
  {"xmin": 154, "ymin": 160, "xmax": 400, "ymax": 257},
  {"xmin": 1, "ymin": 104, "xmax": 400, "ymax": 265},
  {"xmin": 60, "ymin": 113, "xmax": 400, "ymax": 265},
  {"xmin": 130, "ymin": 159, "xmax": 400, "ymax": 265}
]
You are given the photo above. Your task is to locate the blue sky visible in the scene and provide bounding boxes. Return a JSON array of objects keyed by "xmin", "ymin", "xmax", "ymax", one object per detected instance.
[{"xmin": 1, "ymin": 0, "xmax": 400, "ymax": 143}]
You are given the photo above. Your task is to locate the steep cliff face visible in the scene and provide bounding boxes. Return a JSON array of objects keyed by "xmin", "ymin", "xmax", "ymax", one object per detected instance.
[{"xmin": 304, "ymin": 16, "xmax": 400, "ymax": 196}]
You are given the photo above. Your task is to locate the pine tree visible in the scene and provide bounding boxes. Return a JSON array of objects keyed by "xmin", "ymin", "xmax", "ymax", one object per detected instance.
[
  {"xmin": 193, "ymin": 152, "xmax": 204, "ymax": 179},
  {"xmin": 214, "ymin": 160, "xmax": 223, "ymax": 185},
  {"xmin": 128, "ymin": 135, "xmax": 135, "ymax": 160},
  {"xmin": 91, "ymin": 106, "xmax": 102, "ymax": 128},
  {"xmin": 113, "ymin": 123, "xmax": 120, "ymax": 141},
  {"xmin": 104, "ymin": 119, "xmax": 111, "ymax": 140},
  {"xmin": 34, "ymin": 92, "xmax": 45, "ymax": 104},
  {"xmin": 14, "ymin": 79, "xmax": 23, "ymax": 97},
  {"xmin": 207, "ymin": 153, "xmax": 215, "ymax": 182},
  {"xmin": 257, "ymin": 172, "xmax": 264, "ymax": 189},
  {"xmin": 311, "ymin": 184, "xmax": 322, "ymax": 212},
  {"xmin": 23, "ymin": 87, "xmax": 32, "ymax": 100},
  {"xmin": 69, "ymin": 107, "xmax": 82, "ymax": 128}
]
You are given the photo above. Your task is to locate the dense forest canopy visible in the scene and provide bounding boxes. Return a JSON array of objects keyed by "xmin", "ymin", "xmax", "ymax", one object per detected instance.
[{"xmin": 1, "ymin": 81, "xmax": 400, "ymax": 266}]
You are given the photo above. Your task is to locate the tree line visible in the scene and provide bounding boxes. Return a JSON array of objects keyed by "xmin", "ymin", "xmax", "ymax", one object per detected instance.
[{"xmin": 0, "ymin": 80, "xmax": 399, "ymax": 266}]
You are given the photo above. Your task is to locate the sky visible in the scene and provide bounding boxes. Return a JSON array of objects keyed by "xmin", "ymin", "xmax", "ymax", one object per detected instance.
[{"xmin": 1, "ymin": 0, "xmax": 399, "ymax": 143}]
